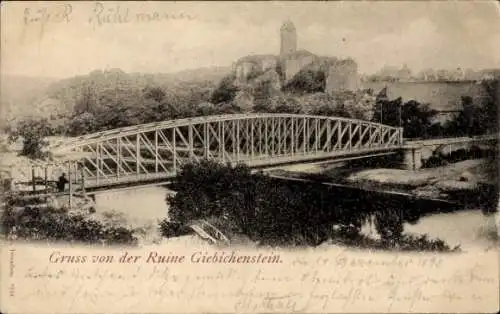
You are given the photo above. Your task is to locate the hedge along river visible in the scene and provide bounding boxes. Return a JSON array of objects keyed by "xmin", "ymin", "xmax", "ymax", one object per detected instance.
[{"xmin": 92, "ymin": 178, "xmax": 498, "ymax": 251}]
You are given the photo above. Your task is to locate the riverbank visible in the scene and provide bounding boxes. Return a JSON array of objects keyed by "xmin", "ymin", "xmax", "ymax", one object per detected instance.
[
  {"xmin": 276, "ymin": 158, "xmax": 498, "ymax": 205},
  {"xmin": 344, "ymin": 158, "xmax": 497, "ymax": 199}
]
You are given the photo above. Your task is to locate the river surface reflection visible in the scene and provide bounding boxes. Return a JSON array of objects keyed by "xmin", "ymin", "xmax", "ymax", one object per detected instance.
[
  {"xmin": 94, "ymin": 186, "xmax": 172, "ymax": 226},
  {"xmin": 94, "ymin": 186, "xmax": 498, "ymax": 251}
]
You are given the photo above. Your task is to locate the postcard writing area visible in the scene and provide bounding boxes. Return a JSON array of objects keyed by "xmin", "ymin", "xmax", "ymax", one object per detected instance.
[{"xmin": 2, "ymin": 246, "xmax": 498, "ymax": 313}]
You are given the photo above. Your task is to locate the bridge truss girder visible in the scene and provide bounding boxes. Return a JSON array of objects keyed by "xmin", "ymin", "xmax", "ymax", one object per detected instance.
[{"xmin": 51, "ymin": 114, "xmax": 404, "ymax": 188}]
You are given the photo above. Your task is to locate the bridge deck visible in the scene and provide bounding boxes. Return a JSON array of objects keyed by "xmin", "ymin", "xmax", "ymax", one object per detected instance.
[
  {"xmin": 404, "ymin": 134, "xmax": 498, "ymax": 148},
  {"xmin": 81, "ymin": 146, "xmax": 399, "ymax": 189}
]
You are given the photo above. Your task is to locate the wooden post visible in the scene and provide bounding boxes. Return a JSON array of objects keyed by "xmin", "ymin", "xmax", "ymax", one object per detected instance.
[
  {"xmin": 31, "ymin": 167, "xmax": 36, "ymax": 192},
  {"xmin": 44, "ymin": 166, "xmax": 48, "ymax": 192},
  {"xmin": 399, "ymin": 104, "xmax": 402, "ymax": 128}
]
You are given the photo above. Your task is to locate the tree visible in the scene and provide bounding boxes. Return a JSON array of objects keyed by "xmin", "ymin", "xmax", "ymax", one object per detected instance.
[
  {"xmin": 284, "ymin": 68, "xmax": 326, "ymax": 94},
  {"xmin": 479, "ymin": 79, "xmax": 498, "ymax": 134},
  {"xmin": 401, "ymin": 100, "xmax": 438, "ymax": 138},
  {"xmin": 8, "ymin": 119, "xmax": 54, "ymax": 159},
  {"xmin": 252, "ymin": 80, "xmax": 277, "ymax": 109},
  {"xmin": 273, "ymin": 96, "xmax": 303, "ymax": 114},
  {"xmin": 372, "ymin": 97, "xmax": 402, "ymax": 127},
  {"xmin": 210, "ymin": 75, "xmax": 239, "ymax": 104},
  {"xmin": 143, "ymin": 86, "xmax": 166, "ymax": 103},
  {"xmin": 74, "ymin": 84, "xmax": 98, "ymax": 115},
  {"xmin": 309, "ymin": 104, "xmax": 338, "ymax": 116},
  {"xmin": 441, "ymin": 89, "xmax": 498, "ymax": 137},
  {"xmin": 68, "ymin": 112, "xmax": 98, "ymax": 135},
  {"xmin": 164, "ymin": 160, "xmax": 365, "ymax": 246}
]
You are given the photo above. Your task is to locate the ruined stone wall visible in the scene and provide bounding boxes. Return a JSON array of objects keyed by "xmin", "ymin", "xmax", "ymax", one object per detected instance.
[
  {"xmin": 325, "ymin": 59, "xmax": 359, "ymax": 93},
  {"xmin": 261, "ymin": 58, "xmax": 278, "ymax": 72},
  {"xmin": 235, "ymin": 61, "xmax": 257, "ymax": 82},
  {"xmin": 283, "ymin": 55, "xmax": 315, "ymax": 83}
]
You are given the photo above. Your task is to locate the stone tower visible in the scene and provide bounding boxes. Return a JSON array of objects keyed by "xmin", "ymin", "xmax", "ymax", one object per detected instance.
[{"xmin": 280, "ymin": 20, "xmax": 297, "ymax": 55}]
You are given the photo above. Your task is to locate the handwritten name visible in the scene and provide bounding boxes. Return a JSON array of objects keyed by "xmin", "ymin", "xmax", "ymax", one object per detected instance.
[
  {"xmin": 24, "ymin": 4, "xmax": 73, "ymax": 25},
  {"xmin": 88, "ymin": 2, "xmax": 196, "ymax": 27},
  {"xmin": 21, "ymin": 4, "xmax": 72, "ymax": 42}
]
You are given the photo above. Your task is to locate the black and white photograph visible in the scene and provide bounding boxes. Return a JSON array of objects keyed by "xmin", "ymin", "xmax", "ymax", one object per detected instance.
[{"xmin": 0, "ymin": 1, "xmax": 499, "ymax": 313}]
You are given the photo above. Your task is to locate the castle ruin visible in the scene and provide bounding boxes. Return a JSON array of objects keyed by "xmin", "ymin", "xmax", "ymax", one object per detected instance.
[{"xmin": 234, "ymin": 20, "xmax": 359, "ymax": 93}]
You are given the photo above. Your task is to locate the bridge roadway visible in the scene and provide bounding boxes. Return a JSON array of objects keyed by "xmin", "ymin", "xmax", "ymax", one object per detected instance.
[{"xmin": 79, "ymin": 148, "xmax": 400, "ymax": 191}]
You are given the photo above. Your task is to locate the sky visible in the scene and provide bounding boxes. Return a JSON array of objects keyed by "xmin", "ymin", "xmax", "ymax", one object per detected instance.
[{"xmin": 1, "ymin": 1, "xmax": 499, "ymax": 78}]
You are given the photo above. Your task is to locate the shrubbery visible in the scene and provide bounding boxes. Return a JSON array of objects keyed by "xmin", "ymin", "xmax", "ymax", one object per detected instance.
[
  {"xmin": 162, "ymin": 160, "xmax": 456, "ymax": 251},
  {"xmin": 2, "ymin": 197, "xmax": 137, "ymax": 245},
  {"xmin": 7, "ymin": 118, "xmax": 54, "ymax": 160},
  {"xmin": 158, "ymin": 220, "xmax": 192, "ymax": 238},
  {"xmin": 330, "ymin": 227, "xmax": 457, "ymax": 252}
]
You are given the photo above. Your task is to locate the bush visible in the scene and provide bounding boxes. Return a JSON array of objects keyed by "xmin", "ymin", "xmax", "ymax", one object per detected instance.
[
  {"xmin": 8, "ymin": 118, "xmax": 55, "ymax": 160},
  {"xmin": 159, "ymin": 220, "xmax": 192, "ymax": 238},
  {"xmin": 163, "ymin": 160, "xmax": 369, "ymax": 246},
  {"xmin": 1, "ymin": 200, "xmax": 137, "ymax": 245},
  {"xmin": 374, "ymin": 208, "xmax": 404, "ymax": 243},
  {"xmin": 283, "ymin": 68, "xmax": 326, "ymax": 94},
  {"xmin": 330, "ymin": 227, "xmax": 457, "ymax": 252},
  {"xmin": 210, "ymin": 75, "xmax": 239, "ymax": 104},
  {"xmin": 397, "ymin": 234, "xmax": 456, "ymax": 252},
  {"xmin": 372, "ymin": 98, "xmax": 440, "ymax": 139}
]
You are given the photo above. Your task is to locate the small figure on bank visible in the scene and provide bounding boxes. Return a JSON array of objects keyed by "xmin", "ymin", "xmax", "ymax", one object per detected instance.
[{"xmin": 57, "ymin": 173, "xmax": 68, "ymax": 192}]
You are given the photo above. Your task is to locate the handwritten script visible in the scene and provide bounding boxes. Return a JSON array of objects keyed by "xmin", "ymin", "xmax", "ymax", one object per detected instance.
[
  {"xmin": 18, "ymin": 2, "xmax": 197, "ymax": 45},
  {"xmin": 2, "ymin": 246, "xmax": 498, "ymax": 313},
  {"xmin": 88, "ymin": 2, "xmax": 196, "ymax": 27}
]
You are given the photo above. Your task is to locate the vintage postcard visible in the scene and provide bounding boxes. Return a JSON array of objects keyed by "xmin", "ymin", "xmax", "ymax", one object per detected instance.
[{"xmin": 0, "ymin": 1, "xmax": 499, "ymax": 313}]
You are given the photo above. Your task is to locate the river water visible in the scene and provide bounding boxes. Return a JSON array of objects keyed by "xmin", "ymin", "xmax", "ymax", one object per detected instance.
[{"xmin": 94, "ymin": 185, "xmax": 499, "ymax": 252}]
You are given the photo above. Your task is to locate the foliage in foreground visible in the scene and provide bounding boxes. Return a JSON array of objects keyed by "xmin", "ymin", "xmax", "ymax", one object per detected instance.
[
  {"xmin": 330, "ymin": 227, "xmax": 459, "ymax": 252},
  {"xmin": 1, "ymin": 197, "xmax": 137, "ymax": 245},
  {"xmin": 161, "ymin": 160, "xmax": 456, "ymax": 251}
]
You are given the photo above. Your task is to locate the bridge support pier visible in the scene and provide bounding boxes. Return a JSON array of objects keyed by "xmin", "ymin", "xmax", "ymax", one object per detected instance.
[{"xmin": 400, "ymin": 146, "xmax": 422, "ymax": 170}]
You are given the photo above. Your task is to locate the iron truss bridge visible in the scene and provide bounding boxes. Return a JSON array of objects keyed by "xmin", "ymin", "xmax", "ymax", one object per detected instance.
[{"xmin": 49, "ymin": 113, "xmax": 404, "ymax": 190}]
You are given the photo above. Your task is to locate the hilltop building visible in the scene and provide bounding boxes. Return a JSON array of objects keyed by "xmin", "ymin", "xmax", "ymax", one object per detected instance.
[{"xmin": 234, "ymin": 20, "xmax": 359, "ymax": 93}]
